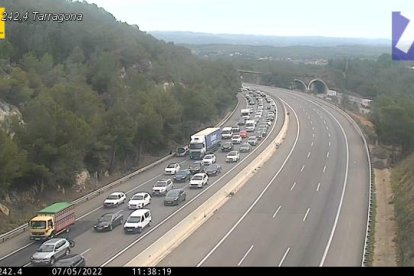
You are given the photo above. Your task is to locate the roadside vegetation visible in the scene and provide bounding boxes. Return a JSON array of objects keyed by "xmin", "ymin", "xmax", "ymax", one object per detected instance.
[{"xmin": 0, "ymin": 0, "xmax": 240, "ymax": 212}]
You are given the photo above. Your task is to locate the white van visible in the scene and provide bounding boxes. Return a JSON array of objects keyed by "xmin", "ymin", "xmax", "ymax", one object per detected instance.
[
  {"xmin": 245, "ymin": 120, "xmax": 256, "ymax": 132},
  {"xmin": 222, "ymin": 127, "xmax": 233, "ymax": 139},
  {"xmin": 241, "ymin": 108, "xmax": 251, "ymax": 119},
  {"xmin": 123, "ymin": 209, "xmax": 151, "ymax": 234}
]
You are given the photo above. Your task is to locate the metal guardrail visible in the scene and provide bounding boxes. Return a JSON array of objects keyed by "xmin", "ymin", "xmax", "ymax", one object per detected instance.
[{"xmin": 0, "ymin": 94, "xmax": 241, "ymax": 244}]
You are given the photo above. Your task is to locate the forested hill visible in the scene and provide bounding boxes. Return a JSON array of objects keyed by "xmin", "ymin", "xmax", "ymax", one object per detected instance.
[{"xmin": 0, "ymin": 0, "xmax": 240, "ymax": 198}]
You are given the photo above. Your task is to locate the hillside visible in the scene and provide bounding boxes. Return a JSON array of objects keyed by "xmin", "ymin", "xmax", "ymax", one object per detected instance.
[
  {"xmin": 392, "ymin": 153, "xmax": 414, "ymax": 265},
  {"xmin": 0, "ymin": 0, "xmax": 240, "ymax": 223}
]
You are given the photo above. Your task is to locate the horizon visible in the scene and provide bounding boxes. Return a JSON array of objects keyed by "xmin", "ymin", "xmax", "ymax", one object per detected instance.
[{"xmin": 84, "ymin": 0, "xmax": 413, "ymax": 40}]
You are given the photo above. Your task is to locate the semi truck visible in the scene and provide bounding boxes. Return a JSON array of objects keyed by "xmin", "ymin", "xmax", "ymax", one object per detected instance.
[
  {"xmin": 189, "ymin": 127, "xmax": 222, "ymax": 159},
  {"xmin": 29, "ymin": 202, "xmax": 76, "ymax": 241}
]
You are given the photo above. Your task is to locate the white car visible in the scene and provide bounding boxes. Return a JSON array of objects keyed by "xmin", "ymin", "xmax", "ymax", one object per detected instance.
[
  {"xmin": 226, "ymin": 151, "xmax": 240, "ymax": 162},
  {"xmin": 202, "ymin": 154, "xmax": 216, "ymax": 166},
  {"xmin": 189, "ymin": 173, "xmax": 209, "ymax": 188},
  {"xmin": 152, "ymin": 179, "xmax": 174, "ymax": 196},
  {"xmin": 128, "ymin": 192, "xmax": 151, "ymax": 210},
  {"xmin": 124, "ymin": 209, "xmax": 151, "ymax": 234},
  {"xmin": 165, "ymin": 163, "xmax": 181, "ymax": 175},
  {"xmin": 232, "ymin": 135, "xmax": 242, "ymax": 144},
  {"xmin": 103, "ymin": 192, "xmax": 126, "ymax": 208}
]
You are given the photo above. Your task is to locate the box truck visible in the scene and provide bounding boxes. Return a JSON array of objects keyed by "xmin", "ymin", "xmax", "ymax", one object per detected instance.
[{"xmin": 189, "ymin": 128, "xmax": 221, "ymax": 159}]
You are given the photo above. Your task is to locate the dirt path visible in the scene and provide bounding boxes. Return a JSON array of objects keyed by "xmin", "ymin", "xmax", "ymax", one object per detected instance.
[{"xmin": 373, "ymin": 168, "xmax": 397, "ymax": 266}]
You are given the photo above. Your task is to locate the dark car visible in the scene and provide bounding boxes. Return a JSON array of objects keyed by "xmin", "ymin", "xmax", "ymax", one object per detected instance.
[
  {"xmin": 221, "ymin": 141, "xmax": 233, "ymax": 152},
  {"xmin": 53, "ymin": 254, "xmax": 86, "ymax": 267},
  {"xmin": 173, "ymin": 169, "xmax": 191, "ymax": 182},
  {"xmin": 205, "ymin": 164, "xmax": 222, "ymax": 176},
  {"xmin": 164, "ymin": 189, "xmax": 186, "ymax": 206},
  {"xmin": 237, "ymin": 118, "xmax": 246, "ymax": 126},
  {"xmin": 189, "ymin": 161, "xmax": 204, "ymax": 174},
  {"xmin": 93, "ymin": 212, "xmax": 123, "ymax": 232}
]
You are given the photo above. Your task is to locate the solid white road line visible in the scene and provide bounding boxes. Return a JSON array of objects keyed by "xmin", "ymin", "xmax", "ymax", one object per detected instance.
[
  {"xmin": 290, "ymin": 182, "xmax": 296, "ymax": 191},
  {"xmin": 237, "ymin": 245, "xmax": 254, "ymax": 266},
  {"xmin": 301, "ymin": 165, "xmax": 305, "ymax": 172},
  {"xmin": 81, "ymin": 248, "xmax": 91, "ymax": 256},
  {"xmin": 316, "ymin": 182, "xmax": 321, "ymax": 192},
  {"xmin": 0, "ymin": 242, "xmax": 34, "ymax": 262},
  {"xmin": 303, "ymin": 208, "xmax": 311, "ymax": 222},
  {"xmin": 197, "ymin": 99, "xmax": 300, "ymax": 267},
  {"xmin": 278, "ymin": 247, "xmax": 291, "ymax": 267},
  {"xmin": 273, "ymin": 205, "xmax": 282, "ymax": 218}
]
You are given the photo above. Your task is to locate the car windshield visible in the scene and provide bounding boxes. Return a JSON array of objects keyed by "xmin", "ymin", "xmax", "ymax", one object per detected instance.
[
  {"xmin": 131, "ymin": 195, "xmax": 144, "ymax": 200},
  {"xmin": 192, "ymin": 175, "xmax": 203, "ymax": 180},
  {"xmin": 37, "ymin": 244, "xmax": 54, "ymax": 252},
  {"xmin": 204, "ymin": 156, "xmax": 212, "ymax": 159},
  {"xmin": 167, "ymin": 164, "xmax": 176, "ymax": 168},
  {"xmin": 31, "ymin": 221, "xmax": 46, "ymax": 229},
  {"xmin": 190, "ymin": 163, "xmax": 201, "ymax": 168},
  {"xmin": 233, "ymin": 135, "xmax": 240, "ymax": 139},
  {"xmin": 127, "ymin": 216, "xmax": 141, "ymax": 223},
  {"xmin": 249, "ymin": 137, "xmax": 256, "ymax": 140},
  {"xmin": 176, "ymin": 170, "xmax": 187, "ymax": 176},
  {"xmin": 107, "ymin": 194, "xmax": 120, "ymax": 200},
  {"xmin": 207, "ymin": 165, "xmax": 217, "ymax": 170},
  {"xmin": 99, "ymin": 214, "xmax": 113, "ymax": 222},
  {"xmin": 167, "ymin": 190, "xmax": 180, "ymax": 197},
  {"xmin": 189, "ymin": 143, "xmax": 203, "ymax": 149},
  {"xmin": 55, "ymin": 257, "xmax": 80, "ymax": 267},
  {"xmin": 223, "ymin": 142, "xmax": 231, "ymax": 147},
  {"xmin": 177, "ymin": 148, "xmax": 186, "ymax": 153},
  {"xmin": 241, "ymin": 145, "xmax": 249, "ymax": 148},
  {"xmin": 155, "ymin": 182, "xmax": 167, "ymax": 187},
  {"xmin": 228, "ymin": 152, "xmax": 237, "ymax": 156}
]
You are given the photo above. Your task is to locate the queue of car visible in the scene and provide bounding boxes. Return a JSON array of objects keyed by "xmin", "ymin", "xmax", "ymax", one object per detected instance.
[{"xmin": 28, "ymin": 88, "xmax": 276, "ymax": 267}]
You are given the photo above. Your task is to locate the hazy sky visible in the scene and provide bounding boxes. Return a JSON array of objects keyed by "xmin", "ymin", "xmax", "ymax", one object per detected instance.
[{"xmin": 84, "ymin": 0, "xmax": 413, "ymax": 39}]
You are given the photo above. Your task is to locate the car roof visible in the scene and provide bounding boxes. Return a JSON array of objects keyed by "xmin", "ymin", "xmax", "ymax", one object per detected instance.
[
  {"xmin": 157, "ymin": 179, "xmax": 170, "ymax": 182},
  {"xmin": 130, "ymin": 209, "xmax": 150, "ymax": 216},
  {"xmin": 193, "ymin": 173, "xmax": 206, "ymax": 177},
  {"xmin": 110, "ymin": 192, "xmax": 124, "ymax": 196},
  {"xmin": 132, "ymin": 192, "xmax": 148, "ymax": 196},
  {"xmin": 229, "ymin": 151, "xmax": 238, "ymax": 154},
  {"xmin": 43, "ymin": 238, "xmax": 66, "ymax": 245}
]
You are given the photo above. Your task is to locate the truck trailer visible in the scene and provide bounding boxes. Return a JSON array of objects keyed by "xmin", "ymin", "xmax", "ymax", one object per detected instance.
[
  {"xmin": 29, "ymin": 202, "xmax": 75, "ymax": 241},
  {"xmin": 189, "ymin": 127, "xmax": 221, "ymax": 159}
]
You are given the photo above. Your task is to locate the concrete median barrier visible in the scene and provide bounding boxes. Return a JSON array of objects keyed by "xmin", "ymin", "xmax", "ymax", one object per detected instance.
[{"xmin": 125, "ymin": 99, "xmax": 290, "ymax": 266}]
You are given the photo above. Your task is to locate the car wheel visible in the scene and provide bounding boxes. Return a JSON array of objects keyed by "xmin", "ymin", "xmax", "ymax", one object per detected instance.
[
  {"xmin": 50, "ymin": 257, "xmax": 55, "ymax": 266},
  {"xmin": 109, "ymin": 224, "xmax": 113, "ymax": 231},
  {"xmin": 138, "ymin": 227, "xmax": 143, "ymax": 233},
  {"xmin": 120, "ymin": 218, "xmax": 124, "ymax": 224},
  {"xmin": 65, "ymin": 248, "xmax": 70, "ymax": 255},
  {"xmin": 183, "ymin": 195, "xmax": 186, "ymax": 201}
]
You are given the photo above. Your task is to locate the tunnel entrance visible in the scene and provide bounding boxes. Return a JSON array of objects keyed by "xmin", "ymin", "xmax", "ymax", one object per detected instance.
[
  {"xmin": 308, "ymin": 79, "xmax": 328, "ymax": 94},
  {"xmin": 293, "ymin": 79, "xmax": 307, "ymax": 91}
]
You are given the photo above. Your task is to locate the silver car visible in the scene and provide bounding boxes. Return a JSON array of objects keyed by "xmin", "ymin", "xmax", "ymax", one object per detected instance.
[{"xmin": 31, "ymin": 238, "xmax": 73, "ymax": 266}]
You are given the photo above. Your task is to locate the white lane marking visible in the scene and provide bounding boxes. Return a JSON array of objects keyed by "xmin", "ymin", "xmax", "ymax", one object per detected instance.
[
  {"xmin": 307, "ymin": 151, "xmax": 311, "ymax": 159},
  {"xmin": 103, "ymin": 100, "xmax": 280, "ymax": 267},
  {"xmin": 291, "ymin": 97, "xmax": 350, "ymax": 267},
  {"xmin": 323, "ymin": 165, "xmax": 327, "ymax": 173},
  {"xmin": 237, "ymin": 245, "xmax": 254, "ymax": 266},
  {"xmin": 0, "ymin": 242, "xmax": 34, "ymax": 262},
  {"xmin": 328, "ymin": 133, "xmax": 331, "ymax": 138},
  {"xmin": 273, "ymin": 205, "xmax": 282, "ymax": 218},
  {"xmin": 290, "ymin": 182, "xmax": 296, "ymax": 191},
  {"xmin": 326, "ymin": 126, "xmax": 329, "ymax": 131},
  {"xmin": 311, "ymin": 141, "xmax": 314, "ymax": 147},
  {"xmin": 197, "ymin": 99, "xmax": 300, "ymax": 267},
  {"xmin": 326, "ymin": 151, "xmax": 330, "ymax": 158},
  {"xmin": 23, "ymin": 262, "xmax": 30, "ymax": 267},
  {"xmin": 300, "ymin": 165, "xmax": 305, "ymax": 172},
  {"xmin": 312, "ymin": 127, "xmax": 315, "ymax": 131},
  {"xmin": 81, "ymin": 248, "xmax": 91, "ymax": 256},
  {"xmin": 303, "ymin": 208, "xmax": 311, "ymax": 222},
  {"xmin": 316, "ymin": 182, "xmax": 321, "ymax": 192},
  {"xmin": 324, "ymin": 120, "xmax": 326, "ymax": 125},
  {"xmin": 278, "ymin": 247, "xmax": 291, "ymax": 267},
  {"xmin": 329, "ymin": 141, "xmax": 331, "ymax": 147},
  {"xmin": 312, "ymin": 133, "xmax": 315, "ymax": 138},
  {"xmin": 308, "ymin": 116, "xmax": 310, "ymax": 120},
  {"xmin": 310, "ymin": 120, "xmax": 313, "ymax": 125}
]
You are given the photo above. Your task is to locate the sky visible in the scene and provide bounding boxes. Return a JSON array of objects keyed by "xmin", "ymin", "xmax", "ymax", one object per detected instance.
[{"xmin": 83, "ymin": 0, "xmax": 414, "ymax": 39}]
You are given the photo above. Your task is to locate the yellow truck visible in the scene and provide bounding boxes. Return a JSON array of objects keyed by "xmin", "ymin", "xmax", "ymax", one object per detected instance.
[{"xmin": 29, "ymin": 202, "xmax": 75, "ymax": 241}]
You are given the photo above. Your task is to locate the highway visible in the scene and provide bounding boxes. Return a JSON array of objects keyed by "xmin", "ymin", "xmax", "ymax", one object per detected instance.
[
  {"xmin": 0, "ymin": 92, "xmax": 285, "ymax": 267},
  {"xmin": 158, "ymin": 85, "xmax": 370, "ymax": 266}
]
